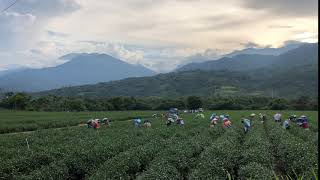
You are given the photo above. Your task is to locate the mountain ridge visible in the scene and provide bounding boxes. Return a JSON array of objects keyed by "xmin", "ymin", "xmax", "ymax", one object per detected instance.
[
  {"xmin": 35, "ymin": 43, "xmax": 318, "ymax": 98},
  {"xmin": 0, "ymin": 53, "xmax": 156, "ymax": 92}
]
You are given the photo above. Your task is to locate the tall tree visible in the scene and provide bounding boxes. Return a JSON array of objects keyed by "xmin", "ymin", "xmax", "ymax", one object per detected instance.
[{"xmin": 187, "ymin": 96, "xmax": 202, "ymax": 110}]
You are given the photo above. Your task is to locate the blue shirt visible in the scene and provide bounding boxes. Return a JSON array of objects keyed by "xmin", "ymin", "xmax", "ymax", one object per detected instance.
[
  {"xmin": 243, "ymin": 119, "xmax": 251, "ymax": 127},
  {"xmin": 283, "ymin": 120, "xmax": 289, "ymax": 128},
  {"xmin": 134, "ymin": 119, "xmax": 141, "ymax": 126}
]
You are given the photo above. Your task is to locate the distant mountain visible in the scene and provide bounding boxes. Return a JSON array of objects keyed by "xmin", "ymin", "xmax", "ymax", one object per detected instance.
[
  {"xmin": 36, "ymin": 66, "xmax": 317, "ymax": 98},
  {"xmin": 37, "ymin": 43, "xmax": 318, "ymax": 98},
  {"xmin": 225, "ymin": 42, "xmax": 303, "ymax": 57},
  {"xmin": 177, "ymin": 43, "xmax": 316, "ymax": 72},
  {"xmin": 175, "ymin": 41, "xmax": 305, "ymax": 70},
  {"xmin": 177, "ymin": 54, "xmax": 276, "ymax": 72},
  {"xmin": 0, "ymin": 67, "xmax": 28, "ymax": 77},
  {"xmin": 36, "ymin": 70, "xmax": 257, "ymax": 97},
  {"xmin": 0, "ymin": 53, "xmax": 156, "ymax": 92}
]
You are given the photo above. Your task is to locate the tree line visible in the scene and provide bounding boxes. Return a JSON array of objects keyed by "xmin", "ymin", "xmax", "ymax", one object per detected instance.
[{"xmin": 0, "ymin": 92, "xmax": 317, "ymax": 111}]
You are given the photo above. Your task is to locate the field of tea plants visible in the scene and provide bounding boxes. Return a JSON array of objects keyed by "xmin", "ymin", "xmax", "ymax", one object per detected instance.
[
  {"xmin": 0, "ymin": 110, "xmax": 318, "ymax": 179},
  {"xmin": 0, "ymin": 110, "xmax": 160, "ymax": 134}
]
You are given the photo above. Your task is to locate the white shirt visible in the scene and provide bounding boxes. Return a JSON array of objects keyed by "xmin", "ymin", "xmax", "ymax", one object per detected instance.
[{"xmin": 274, "ymin": 113, "xmax": 281, "ymax": 120}]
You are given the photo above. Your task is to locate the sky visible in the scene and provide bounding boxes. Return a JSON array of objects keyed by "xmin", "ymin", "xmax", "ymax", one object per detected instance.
[{"xmin": 0, "ymin": 0, "xmax": 318, "ymax": 72}]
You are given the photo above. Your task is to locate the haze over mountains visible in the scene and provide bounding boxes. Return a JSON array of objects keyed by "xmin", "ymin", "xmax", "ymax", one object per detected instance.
[
  {"xmin": 177, "ymin": 43, "xmax": 315, "ymax": 72},
  {"xmin": 0, "ymin": 53, "xmax": 155, "ymax": 92},
  {"xmin": 175, "ymin": 41, "xmax": 304, "ymax": 69},
  {"xmin": 37, "ymin": 43, "xmax": 318, "ymax": 98},
  {"xmin": 0, "ymin": 42, "xmax": 317, "ymax": 97}
]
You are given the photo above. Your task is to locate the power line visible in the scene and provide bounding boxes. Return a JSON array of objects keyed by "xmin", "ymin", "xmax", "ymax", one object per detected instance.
[{"xmin": 1, "ymin": 0, "xmax": 20, "ymax": 13}]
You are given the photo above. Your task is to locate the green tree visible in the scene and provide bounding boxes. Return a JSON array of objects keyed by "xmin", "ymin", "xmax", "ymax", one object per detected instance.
[
  {"xmin": 268, "ymin": 98, "xmax": 288, "ymax": 110},
  {"xmin": 187, "ymin": 96, "xmax": 202, "ymax": 110},
  {"xmin": 292, "ymin": 96, "xmax": 310, "ymax": 110},
  {"xmin": 7, "ymin": 93, "xmax": 31, "ymax": 110}
]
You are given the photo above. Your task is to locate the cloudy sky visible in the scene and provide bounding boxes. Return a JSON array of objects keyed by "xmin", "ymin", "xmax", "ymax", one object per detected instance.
[{"xmin": 0, "ymin": 0, "xmax": 318, "ymax": 72}]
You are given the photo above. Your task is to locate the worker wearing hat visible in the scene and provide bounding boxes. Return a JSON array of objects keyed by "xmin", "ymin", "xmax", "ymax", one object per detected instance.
[{"xmin": 223, "ymin": 117, "xmax": 232, "ymax": 128}]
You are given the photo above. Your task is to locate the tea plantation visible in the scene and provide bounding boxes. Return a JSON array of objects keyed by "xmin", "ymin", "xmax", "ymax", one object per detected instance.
[{"xmin": 0, "ymin": 110, "xmax": 318, "ymax": 179}]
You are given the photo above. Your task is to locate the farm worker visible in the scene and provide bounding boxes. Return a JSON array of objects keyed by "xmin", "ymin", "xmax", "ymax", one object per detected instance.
[
  {"xmin": 143, "ymin": 120, "xmax": 152, "ymax": 128},
  {"xmin": 223, "ymin": 118, "xmax": 232, "ymax": 128},
  {"xmin": 212, "ymin": 117, "xmax": 218, "ymax": 125},
  {"xmin": 199, "ymin": 113, "xmax": 205, "ymax": 119},
  {"xmin": 92, "ymin": 119, "xmax": 100, "ymax": 129},
  {"xmin": 86, "ymin": 119, "xmax": 93, "ymax": 128},
  {"xmin": 262, "ymin": 114, "xmax": 267, "ymax": 122},
  {"xmin": 283, "ymin": 119, "xmax": 290, "ymax": 129},
  {"xmin": 176, "ymin": 118, "xmax": 181, "ymax": 125},
  {"xmin": 179, "ymin": 118, "xmax": 185, "ymax": 127},
  {"xmin": 210, "ymin": 113, "xmax": 216, "ymax": 121},
  {"xmin": 259, "ymin": 113, "xmax": 263, "ymax": 122},
  {"xmin": 200, "ymin": 113, "xmax": 205, "ymax": 118},
  {"xmin": 166, "ymin": 118, "xmax": 174, "ymax": 126},
  {"xmin": 241, "ymin": 118, "xmax": 251, "ymax": 133},
  {"xmin": 249, "ymin": 113, "xmax": 255, "ymax": 119},
  {"xmin": 195, "ymin": 113, "xmax": 204, "ymax": 119},
  {"xmin": 301, "ymin": 115, "xmax": 309, "ymax": 130},
  {"xmin": 224, "ymin": 114, "xmax": 230, "ymax": 120},
  {"xmin": 248, "ymin": 113, "xmax": 255, "ymax": 126},
  {"xmin": 209, "ymin": 117, "xmax": 218, "ymax": 128},
  {"xmin": 134, "ymin": 118, "xmax": 142, "ymax": 127},
  {"xmin": 219, "ymin": 114, "xmax": 225, "ymax": 121},
  {"xmin": 289, "ymin": 114, "xmax": 297, "ymax": 122},
  {"xmin": 274, "ymin": 113, "xmax": 282, "ymax": 122},
  {"xmin": 259, "ymin": 113, "xmax": 267, "ymax": 123},
  {"xmin": 102, "ymin": 118, "xmax": 110, "ymax": 127},
  {"xmin": 296, "ymin": 117, "xmax": 303, "ymax": 127}
]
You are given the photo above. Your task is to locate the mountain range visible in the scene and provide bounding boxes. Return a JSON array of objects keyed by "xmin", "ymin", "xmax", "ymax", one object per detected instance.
[
  {"xmin": 0, "ymin": 42, "xmax": 317, "ymax": 98},
  {"xmin": 0, "ymin": 53, "xmax": 155, "ymax": 92},
  {"xmin": 36, "ymin": 43, "xmax": 318, "ymax": 98},
  {"xmin": 175, "ymin": 41, "xmax": 304, "ymax": 69},
  {"xmin": 177, "ymin": 43, "xmax": 317, "ymax": 72}
]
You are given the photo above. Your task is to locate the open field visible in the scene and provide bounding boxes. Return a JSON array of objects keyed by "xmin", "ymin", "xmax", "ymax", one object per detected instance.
[
  {"xmin": 0, "ymin": 111, "xmax": 161, "ymax": 134},
  {"xmin": 0, "ymin": 110, "xmax": 318, "ymax": 179}
]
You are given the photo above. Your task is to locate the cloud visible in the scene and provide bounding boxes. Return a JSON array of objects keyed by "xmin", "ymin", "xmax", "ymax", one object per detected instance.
[
  {"xmin": 0, "ymin": 0, "xmax": 317, "ymax": 72},
  {"xmin": 268, "ymin": 25, "xmax": 294, "ymax": 29},
  {"xmin": 0, "ymin": 12, "xmax": 37, "ymax": 50},
  {"xmin": 241, "ymin": 0, "xmax": 318, "ymax": 17},
  {"xmin": 1, "ymin": 0, "xmax": 80, "ymax": 18},
  {"xmin": 0, "ymin": 50, "xmax": 66, "ymax": 70},
  {"xmin": 47, "ymin": 30, "xmax": 69, "ymax": 37},
  {"xmin": 240, "ymin": 42, "xmax": 261, "ymax": 48},
  {"xmin": 71, "ymin": 41, "xmax": 145, "ymax": 64}
]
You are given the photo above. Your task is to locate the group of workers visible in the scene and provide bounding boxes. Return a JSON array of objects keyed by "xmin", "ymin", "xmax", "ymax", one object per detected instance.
[
  {"xmin": 86, "ymin": 118, "xmax": 111, "ymax": 129},
  {"xmin": 274, "ymin": 113, "xmax": 310, "ymax": 130},
  {"xmin": 134, "ymin": 118, "xmax": 152, "ymax": 128},
  {"xmin": 209, "ymin": 113, "xmax": 233, "ymax": 129},
  {"xmin": 208, "ymin": 112, "xmax": 311, "ymax": 133},
  {"xmin": 86, "ymin": 111, "xmax": 311, "ymax": 132},
  {"xmin": 166, "ymin": 113, "xmax": 185, "ymax": 127}
]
